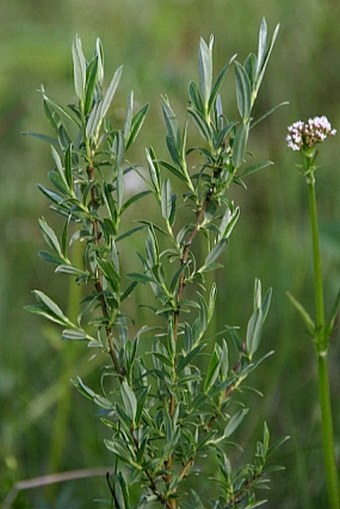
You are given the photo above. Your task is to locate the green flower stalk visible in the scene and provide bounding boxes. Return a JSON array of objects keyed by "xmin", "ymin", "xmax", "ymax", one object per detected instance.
[{"xmin": 287, "ymin": 116, "xmax": 339, "ymax": 509}]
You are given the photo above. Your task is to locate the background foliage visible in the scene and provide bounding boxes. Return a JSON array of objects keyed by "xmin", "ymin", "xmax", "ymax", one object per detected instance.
[{"xmin": 1, "ymin": 1, "xmax": 340, "ymax": 508}]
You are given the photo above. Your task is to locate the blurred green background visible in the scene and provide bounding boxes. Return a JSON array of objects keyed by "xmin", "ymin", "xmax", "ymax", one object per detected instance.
[{"xmin": 1, "ymin": 0, "xmax": 340, "ymax": 508}]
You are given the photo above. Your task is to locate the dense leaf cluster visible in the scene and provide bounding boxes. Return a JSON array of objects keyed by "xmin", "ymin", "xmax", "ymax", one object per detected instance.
[{"xmin": 27, "ymin": 19, "xmax": 287, "ymax": 509}]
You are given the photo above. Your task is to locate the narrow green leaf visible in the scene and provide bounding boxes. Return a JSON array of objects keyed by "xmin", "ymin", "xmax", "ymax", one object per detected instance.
[
  {"xmin": 200, "ymin": 239, "xmax": 227, "ymax": 271},
  {"xmin": 64, "ymin": 144, "xmax": 73, "ymax": 188},
  {"xmin": 38, "ymin": 250, "xmax": 64, "ymax": 266},
  {"xmin": 85, "ymin": 56, "xmax": 98, "ymax": 114},
  {"xmin": 204, "ymin": 349, "xmax": 221, "ymax": 392},
  {"xmin": 166, "ymin": 135, "xmax": 182, "ymax": 167},
  {"xmin": 120, "ymin": 281, "xmax": 138, "ymax": 302},
  {"xmin": 326, "ymin": 288, "xmax": 340, "ymax": 338},
  {"xmin": 235, "ymin": 62, "xmax": 251, "ymax": 119},
  {"xmin": 103, "ymin": 182, "xmax": 118, "ymax": 222},
  {"xmin": 218, "ymin": 206, "xmax": 240, "ymax": 242},
  {"xmin": 127, "ymin": 272, "xmax": 155, "ymax": 284},
  {"xmin": 232, "ymin": 121, "xmax": 249, "ymax": 168},
  {"xmin": 38, "ymin": 218, "xmax": 62, "ymax": 255},
  {"xmin": 62, "ymin": 329, "xmax": 90, "ymax": 341},
  {"xmin": 244, "ymin": 52, "xmax": 257, "ymax": 87},
  {"xmin": 287, "ymin": 291, "xmax": 315, "ymax": 335},
  {"xmin": 251, "ymin": 101, "xmax": 289, "ymax": 129},
  {"xmin": 208, "ymin": 54, "xmax": 236, "ymax": 113},
  {"xmin": 96, "ymin": 258, "xmax": 119, "ymax": 292},
  {"xmin": 116, "ymin": 225, "xmax": 145, "ymax": 242},
  {"xmin": 198, "ymin": 35, "xmax": 214, "ymax": 107},
  {"xmin": 40, "ymin": 86, "xmax": 81, "ymax": 127},
  {"xmin": 246, "ymin": 307, "xmax": 264, "ymax": 358},
  {"xmin": 213, "ymin": 121, "xmax": 237, "ymax": 150},
  {"xmin": 72, "ymin": 35, "xmax": 87, "ymax": 100},
  {"xmin": 146, "ymin": 147, "xmax": 161, "ymax": 193},
  {"xmin": 256, "ymin": 17, "xmax": 268, "ymax": 78},
  {"xmin": 224, "ymin": 408, "xmax": 248, "ymax": 438},
  {"xmin": 188, "ymin": 107, "xmax": 211, "ymax": 141},
  {"xmin": 161, "ymin": 179, "xmax": 172, "ymax": 220},
  {"xmin": 95, "ymin": 38, "xmax": 104, "ymax": 85},
  {"xmin": 121, "ymin": 380, "xmax": 137, "ymax": 422},
  {"xmin": 117, "ymin": 472, "xmax": 131, "ymax": 509},
  {"xmin": 188, "ymin": 81, "xmax": 204, "ymax": 113},
  {"xmin": 261, "ymin": 287, "xmax": 272, "ymax": 323},
  {"xmin": 221, "ymin": 338, "xmax": 229, "ymax": 378},
  {"xmin": 241, "ymin": 160, "xmax": 273, "ymax": 177},
  {"xmin": 125, "ymin": 103, "xmax": 149, "ymax": 151},
  {"xmin": 255, "ymin": 22, "xmax": 280, "ymax": 94},
  {"xmin": 121, "ymin": 190, "xmax": 151, "ymax": 214},
  {"xmin": 37, "ymin": 184, "xmax": 63, "ymax": 204},
  {"xmin": 30, "ymin": 290, "xmax": 71, "ymax": 326},
  {"xmin": 100, "ymin": 65, "xmax": 123, "ymax": 119},
  {"xmin": 159, "ymin": 160, "xmax": 187, "ymax": 183},
  {"xmin": 115, "ymin": 134, "xmax": 125, "ymax": 210},
  {"xmin": 21, "ymin": 131, "xmax": 58, "ymax": 146},
  {"xmin": 124, "ymin": 91, "xmax": 134, "ymax": 142},
  {"xmin": 86, "ymin": 101, "xmax": 102, "ymax": 138},
  {"xmin": 51, "ymin": 145, "xmax": 63, "ymax": 173},
  {"xmin": 161, "ymin": 96, "xmax": 180, "ymax": 147},
  {"xmin": 55, "ymin": 264, "xmax": 87, "ymax": 277}
]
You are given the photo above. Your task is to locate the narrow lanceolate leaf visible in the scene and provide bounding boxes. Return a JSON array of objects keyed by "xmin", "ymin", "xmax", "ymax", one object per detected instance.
[
  {"xmin": 200, "ymin": 238, "xmax": 228, "ymax": 272},
  {"xmin": 95, "ymin": 38, "xmax": 104, "ymax": 85},
  {"xmin": 255, "ymin": 21, "xmax": 280, "ymax": 94},
  {"xmin": 235, "ymin": 62, "xmax": 251, "ymax": 119},
  {"xmin": 38, "ymin": 218, "xmax": 62, "ymax": 255},
  {"xmin": 72, "ymin": 35, "xmax": 87, "ymax": 100},
  {"xmin": 188, "ymin": 107, "xmax": 211, "ymax": 141},
  {"xmin": 241, "ymin": 160, "xmax": 273, "ymax": 177},
  {"xmin": 255, "ymin": 17, "xmax": 268, "ymax": 78},
  {"xmin": 28, "ymin": 290, "xmax": 72, "ymax": 326},
  {"xmin": 146, "ymin": 147, "xmax": 161, "ymax": 193},
  {"xmin": 85, "ymin": 56, "xmax": 99, "ymax": 114},
  {"xmin": 64, "ymin": 144, "xmax": 73, "ymax": 188},
  {"xmin": 326, "ymin": 288, "xmax": 340, "ymax": 338},
  {"xmin": 251, "ymin": 101, "xmax": 289, "ymax": 129},
  {"xmin": 246, "ymin": 307, "xmax": 264, "ymax": 358},
  {"xmin": 125, "ymin": 103, "xmax": 149, "ymax": 151},
  {"xmin": 100, "ymin": 65, "xmax": 123, "ymax": 119},
  {"xmin": 204, "ymin": 349, "xmax": 221, "ymax": 392},
  {"xmin": 86, "ymin": 101, "xmax": 102, "ymax": 138},
  {"xmin": 244, "ymin": 52, "xmax": 256, "ymax": 87},
  {"xmin": 224, "ymin": 409, "xmax": 249, "ymax": 438},
  {"xmin": 188, "ymin": 81, "xmax": 204, "ymax": 113},
  {"xmin": 21, "ymin": 132, "xmax": 58, "ymax": 146},
  {"xmin": 121, "ymin": 380, "xmax": 137, "ymax": 422},
  {"xmin": 232, "ymin": 122, "xmax": 249, "ymax": 168},
  {"xmin": 218, "ymin": 207, "xmax": 240, "ymax": 242},
  {"xmin": 287, "ymin": 292, "xmax": 315, "ymax": 335},
  {"xmin": 121, "ymin": 191, "xmax": 151, "ymax": 213},
  {"xmin": 161, "ymin": 96, "xmax": 180, "ymax": 148},
  {"xmin": 198, "ymin": 35, "xmax": 214, "ymax": 108},
  {"xmin": 161, "ymin": 179, "xmax": 172, "ymax": 220},
  {"xmin": 124, "ymin": 91, "xmax": 134, "ymax": 142},
  {"xmin": 208, "ymin": 54, "xmax": 237, "ymax": 113},
  {"xmin": 62, "ymin": 329, "xmax": 92, "ymax": 341},
  {"xmin": 51, "ymin": 145, "xmax": 69, "ymax": 190}
]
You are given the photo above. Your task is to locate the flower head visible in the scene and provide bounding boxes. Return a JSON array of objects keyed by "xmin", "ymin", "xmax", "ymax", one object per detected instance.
[{"xmin": 286, "ymin": 116, "xmax": 336, "ymax": 152}]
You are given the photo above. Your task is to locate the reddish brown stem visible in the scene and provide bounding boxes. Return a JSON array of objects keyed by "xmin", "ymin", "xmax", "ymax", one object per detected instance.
[
  {"xmin": 163, "ymin": 190, "xmax": 213, "ymax": 509},
  {"xmin": 87, "ymin": 165, "xmax": 120, "ymax": 373}
]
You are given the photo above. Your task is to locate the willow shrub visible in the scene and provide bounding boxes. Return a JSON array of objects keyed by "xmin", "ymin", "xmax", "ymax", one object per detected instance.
[{"xmin": 27, "ymin": 19, "xmax": 288, "ymax": 509}]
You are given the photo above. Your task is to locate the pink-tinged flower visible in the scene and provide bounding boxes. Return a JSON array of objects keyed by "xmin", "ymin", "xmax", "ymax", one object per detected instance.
[{"xmin": 286, "ymin": 116, "xmax": 336, "ymax": 151}]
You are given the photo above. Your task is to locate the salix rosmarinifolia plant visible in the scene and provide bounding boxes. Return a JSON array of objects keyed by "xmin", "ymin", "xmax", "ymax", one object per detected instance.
[
  {"xmin": 287, "ymin": 117, "xmax": 339, "ymax": 509},
  {"xmin": 27, "ymin": 19, "xmax": 288, "ymax": 509}
]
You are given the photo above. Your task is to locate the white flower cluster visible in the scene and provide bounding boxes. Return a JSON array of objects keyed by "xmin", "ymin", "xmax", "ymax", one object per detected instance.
[{"xmin": 286, "ymin": 116, "xmax": 337, "ymax": 151}]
